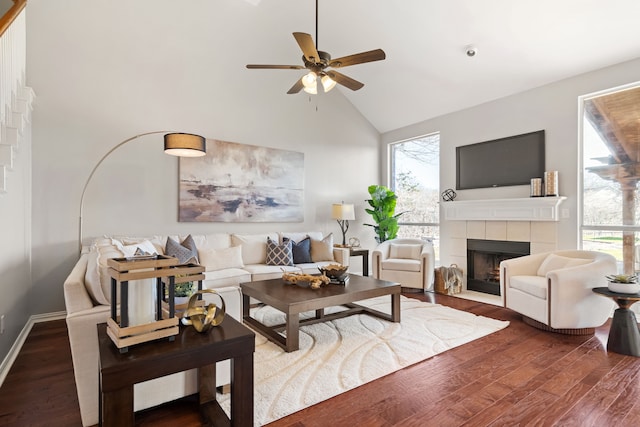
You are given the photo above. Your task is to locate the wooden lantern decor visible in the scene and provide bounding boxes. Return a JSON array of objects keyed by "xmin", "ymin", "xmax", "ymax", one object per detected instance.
[{"xmin": 106, "ymin": 255, "xmax": 205, "ymax": 352}]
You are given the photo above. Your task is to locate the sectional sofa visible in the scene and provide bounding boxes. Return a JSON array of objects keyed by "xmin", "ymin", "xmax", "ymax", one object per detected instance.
[{"xmin": 64, "ymin": 231, "xmax": 348, "ymax": 427}]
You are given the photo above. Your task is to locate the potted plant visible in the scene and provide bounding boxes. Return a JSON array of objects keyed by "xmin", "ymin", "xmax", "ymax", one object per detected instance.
[
  {"xmin": 606, "ymin": 274, "xmax": 640, "ymax": 294},
  {"xmin": 171, "ymin": 280, "xmax": 195, "ymax": 305},
  {"xmin": 364, "ymin": 185, "xmax": 404, "ymax": 243}
]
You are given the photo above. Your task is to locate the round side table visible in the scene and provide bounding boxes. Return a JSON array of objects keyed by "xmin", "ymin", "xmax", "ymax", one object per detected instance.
[{"xmin": 592, "ymin": 287, "xmax": 640, "ymax": 357}]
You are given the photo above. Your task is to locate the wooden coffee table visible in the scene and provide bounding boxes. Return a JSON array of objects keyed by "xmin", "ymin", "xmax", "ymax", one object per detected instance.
[{"xmin": 241, "ymin": 274, "xmax": 401, "ymax": 352}]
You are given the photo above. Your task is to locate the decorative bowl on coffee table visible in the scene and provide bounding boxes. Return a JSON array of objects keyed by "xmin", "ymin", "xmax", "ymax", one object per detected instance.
[{"xmin": 318, "ymin": 264, "xmax": 349, "ymax": 283}]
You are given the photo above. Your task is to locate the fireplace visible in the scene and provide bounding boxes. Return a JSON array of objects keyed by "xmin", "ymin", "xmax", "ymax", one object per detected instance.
[{"xmin": 466, "ymin": 239, "xmax": 530, "ymax": 296}]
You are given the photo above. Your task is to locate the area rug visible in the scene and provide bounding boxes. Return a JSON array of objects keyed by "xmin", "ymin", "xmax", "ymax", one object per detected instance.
[{"xmin": 219, "ymin": 295, "xmax": 509, "ymax": 426}]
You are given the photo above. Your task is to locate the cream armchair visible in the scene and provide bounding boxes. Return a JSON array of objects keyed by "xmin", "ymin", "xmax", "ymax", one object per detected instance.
[
  {"xmin": 500, "ymin": 250, "xmax": 617, "ymax": 334},
  {"xmin": 372, "ymin": 238, "xmax": 435, "ymax": 291}
]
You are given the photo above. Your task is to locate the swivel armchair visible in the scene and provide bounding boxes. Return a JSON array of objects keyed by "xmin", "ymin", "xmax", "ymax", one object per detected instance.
[{"xmin": 500, "ymin": 250, "xmax": 616, "ymax": 334}]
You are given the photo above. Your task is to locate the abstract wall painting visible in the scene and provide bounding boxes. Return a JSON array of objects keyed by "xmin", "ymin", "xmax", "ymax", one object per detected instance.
[{"xmin": 179, "ymin": 139, "xmax": 304, "ymax": 222}]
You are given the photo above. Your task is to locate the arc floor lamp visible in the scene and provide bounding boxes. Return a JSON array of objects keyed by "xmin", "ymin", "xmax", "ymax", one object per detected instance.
[{"xmin": 78, "ymin": 131, "xmax": 206, "ymax": 254}]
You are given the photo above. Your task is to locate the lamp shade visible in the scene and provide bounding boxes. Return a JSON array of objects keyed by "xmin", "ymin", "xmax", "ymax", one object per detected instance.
[
  {"xmin": 332, "ymin": 203, "xmax": 355, "ymax": 220},
  {"xmin": 321, "ymin": 74, "xmax": 337, "ymax": 92},
  {"xmin": 164, "ymin": 133, "xmax": 206, "ymax": 157}
]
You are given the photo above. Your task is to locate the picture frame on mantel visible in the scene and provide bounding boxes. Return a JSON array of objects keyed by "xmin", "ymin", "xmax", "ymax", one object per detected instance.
[{"xmin": 178, "ymin": 139, "xmax": 304, "ymax": 222}]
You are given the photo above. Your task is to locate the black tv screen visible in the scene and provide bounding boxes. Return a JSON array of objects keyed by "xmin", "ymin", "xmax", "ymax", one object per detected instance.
[{"xmin": 456, "ymin": 130, "xmax": 545, "ymax": 190}]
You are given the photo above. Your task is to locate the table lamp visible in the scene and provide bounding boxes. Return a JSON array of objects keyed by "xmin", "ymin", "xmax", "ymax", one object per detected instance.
[{"xmin": 332, "ymin": 202, "xmax": 355, "ymax": 247}]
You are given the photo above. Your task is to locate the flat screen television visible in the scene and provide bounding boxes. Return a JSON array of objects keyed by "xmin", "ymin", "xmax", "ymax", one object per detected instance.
[{"xmin": 456, "ymin": 130, "xmax": 545, "ymax": 190}]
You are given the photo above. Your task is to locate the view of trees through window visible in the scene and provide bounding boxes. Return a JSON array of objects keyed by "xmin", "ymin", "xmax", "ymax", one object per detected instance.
[
  {"xmin": 581, "ymin": 84, "xmax": 640, "ymax": 274},
  {"xmin": 389, "ymin": 133, "xmax": 440, "ymax": 259}
]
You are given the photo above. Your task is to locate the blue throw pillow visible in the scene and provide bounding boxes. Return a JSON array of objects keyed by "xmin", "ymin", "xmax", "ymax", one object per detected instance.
[{"xmin": 283, "ymin": 236, "xmax": 312, "ymax": 264}]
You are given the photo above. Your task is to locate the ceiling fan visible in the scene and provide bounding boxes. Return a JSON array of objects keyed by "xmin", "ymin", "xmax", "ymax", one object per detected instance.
[{"xmin": 246, "ymin": 0, "xmax": 386, "ymax": 94}]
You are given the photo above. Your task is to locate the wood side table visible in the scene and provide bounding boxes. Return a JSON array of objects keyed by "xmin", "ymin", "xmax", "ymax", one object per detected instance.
[
  {"xmin": 98, "ymin": 316, "xmax": 255, "ymax": 426},
  {"xmin": 349, "ymin": 248, "xmax": 369, "ymax": 276},
  {"xmin": 592, "ymin": 287, "xmax": 640, "ymax": 357}
]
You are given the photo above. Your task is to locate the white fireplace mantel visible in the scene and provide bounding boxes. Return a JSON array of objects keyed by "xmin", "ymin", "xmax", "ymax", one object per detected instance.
[{"xmin": 444, "ymin": 196, "xmax": 566, "ymax": 222}]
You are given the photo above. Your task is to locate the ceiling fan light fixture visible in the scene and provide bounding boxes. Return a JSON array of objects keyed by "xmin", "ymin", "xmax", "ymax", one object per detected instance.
[
  {"xmin": 303, "ymin": 82, "xmax": 318, "ymax": 94},
  {"xmin": 321, "ymin": 74, "xmax": 337, "ymax": 92},
  {"xmin": 302, "ymin": 71, "xmax": 317, "ymax": 88}
]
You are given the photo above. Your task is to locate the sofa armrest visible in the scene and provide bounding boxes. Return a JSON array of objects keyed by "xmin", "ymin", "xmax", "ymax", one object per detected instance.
[
  {"xmin": 64, "ymin": 254, "xmax": 94, "ymax": 315},
  {"xmin": 371, "ymin": 241, "xmax": 392, "ymax": 279},
  {"xmin": 66, "ymin": 305, "xmax": 111, "ymax": 426},
  {"xmin": 333, "ymin": 247, "xmax": 350, "ymax": 267}
]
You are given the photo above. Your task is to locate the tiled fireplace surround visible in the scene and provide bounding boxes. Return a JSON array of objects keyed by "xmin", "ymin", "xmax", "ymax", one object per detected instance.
[{"xmin": 444, "ymin": 197, "xmax": 566, "ymax": 305}]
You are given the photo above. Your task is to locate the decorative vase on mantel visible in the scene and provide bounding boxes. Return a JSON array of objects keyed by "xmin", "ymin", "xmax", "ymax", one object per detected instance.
[{"xmin": 606, "ymin": 274, "xmax": 640, "ymax": 294}]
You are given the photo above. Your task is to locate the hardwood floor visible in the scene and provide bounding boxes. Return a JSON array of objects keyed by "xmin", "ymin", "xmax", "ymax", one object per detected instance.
[{"xmin": 1, "ymin": 292, "xmax": 639, "ymax": 426}]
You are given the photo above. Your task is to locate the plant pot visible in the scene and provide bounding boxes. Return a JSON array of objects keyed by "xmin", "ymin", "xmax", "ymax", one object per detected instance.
[
  {"xmin": 175, "ymin": 296, "xmax": 190, "ymax": 306},
  {"xmin": 608, "ymin": 281, "xmax": 640, "ymax": 294}
]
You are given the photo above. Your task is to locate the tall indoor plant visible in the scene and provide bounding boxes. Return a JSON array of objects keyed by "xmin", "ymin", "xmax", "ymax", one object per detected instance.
[{"xmin": 364, "ymin": 185, "xmax": 403, "ymax": 243}]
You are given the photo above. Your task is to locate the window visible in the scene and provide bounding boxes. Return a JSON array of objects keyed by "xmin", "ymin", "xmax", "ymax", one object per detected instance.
[
  {"xmin": 389, "ymin": 133, "xmax": 440, "ymax": 259},
  {"xmin": 581, "ymin": 84, "xmax": 640, "ymax": 274}
]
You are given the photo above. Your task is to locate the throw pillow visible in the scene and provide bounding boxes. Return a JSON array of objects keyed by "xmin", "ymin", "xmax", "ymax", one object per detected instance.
[
  {"xmin": 165, "ymin": 235, "xmax": 199, "ymax": 264},
  {"xmin": 199, "ymin": 246, "xmax": 245, "ymax": 271},
  {"xmin": 310, "ymin": 233, "xmax": 334, "ymax": 262},
  {"xmin": 266, "ymin": 238, "xmax": 294, "ymax": 266},
  {"xmin": 537, "ymin": 253, "xmax": 591, "ymax": 276},
  {"xmin": 283, "ymin": 236, "xmax": 312, "ymax": 264},
  {"xmin": 390, "ymin": 243, "xmax": 422, "ymax": 260},
  {"xmin": 120, "ymin": 240, "xmax": 159, "ymax": 258}
]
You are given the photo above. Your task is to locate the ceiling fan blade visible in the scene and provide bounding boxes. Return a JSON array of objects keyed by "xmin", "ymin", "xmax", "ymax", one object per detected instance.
[
  {"xmin": 246, "ymin": 64, "xmax": 304, "ymax": 70},
  {"xmin": 293, "ymin": 32, "xmax": 321, "ymax": 63},
  {"xmin": 329, "ymin": 49, "xmax": 386, "ymax": 68},
  {"xmin": 287, "ymin": 78, "xmax": 305, "ymax": 94},
  {"xmin": 326, "ymin": 71, "xmax": 364, "ymax": 91}
]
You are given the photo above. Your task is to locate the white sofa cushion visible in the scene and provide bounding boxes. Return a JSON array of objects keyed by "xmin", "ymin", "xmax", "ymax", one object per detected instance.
[
  {"xmin": 242, "ymin": 264, "xmax": 300, "ymax": 281},
  {"xmin": 382, "ymin": 258, "xmax": 421, "ymax": 272},
  {"xmin": 199, "ymin": 246, "xmax": 244, "ymax": 271},
  {"xmin": 84, "ymin": 251, "xmax": 107, "ymax": 305},
  {"xmin": 85, "ymin": 238, "xmax": 124, "ymax": 305},
  {"xmin": 537, "ymin": 253, "xmax": 591, "ymax": 276},
  {"xmin": 389, "ymin": 243, "xmax": 422, "ymax": 260},
  {"xmin": 231, "ymin": 233, "xmax": 278, "ymax": 265},
  {"xmin": 510, "ymin": 275, "xmax": 548, "ymax": 300},
  {"xmin": 203, "ymin": 268, "xmax": 252, "ymax": 289},
  {"xmin": 187, "ymin": 233, "xmax": 232, "ymax": 251}
]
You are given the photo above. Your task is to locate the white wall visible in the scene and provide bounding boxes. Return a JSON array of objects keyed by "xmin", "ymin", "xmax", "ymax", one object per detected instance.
[
  {"xmin": 382, "ymin": 57, "xmax": 640, "ymax": 266},
  {"xmin": 26, "ymin": 1, "xmax": 381, "ymax": 317},
  {"xmin": 0, "ymin": 127, "xmax": 31, "ymax": 362}
]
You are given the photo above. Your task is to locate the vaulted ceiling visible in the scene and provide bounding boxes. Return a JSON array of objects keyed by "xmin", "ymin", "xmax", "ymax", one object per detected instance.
[{"xmin": 236, "ymin": 0, "xmax": 640, "ymax": 133}]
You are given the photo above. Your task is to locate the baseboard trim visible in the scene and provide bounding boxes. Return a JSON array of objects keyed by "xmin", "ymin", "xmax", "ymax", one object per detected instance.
[{"xmin": 0, "ymin": 311, "xmax": 66, "ymax": 387}]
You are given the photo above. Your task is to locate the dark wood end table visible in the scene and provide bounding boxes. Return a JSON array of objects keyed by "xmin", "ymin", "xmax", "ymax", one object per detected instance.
[
  {"xmin": 98, "ymin": 316, "xmax": 255, "ymax": 426},
  {"xmin": 349, "ymin": 248, "xmax": 369, "ymax": 276},
  {"xmin": 592, "ymin": 287, "xmax": 640, "ymax": 357}
]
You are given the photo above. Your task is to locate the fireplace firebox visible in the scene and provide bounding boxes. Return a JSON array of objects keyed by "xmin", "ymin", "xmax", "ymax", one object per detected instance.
[{"xmin": 466, "ymin": 239, "xmax": 530, "ymax": 296}]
